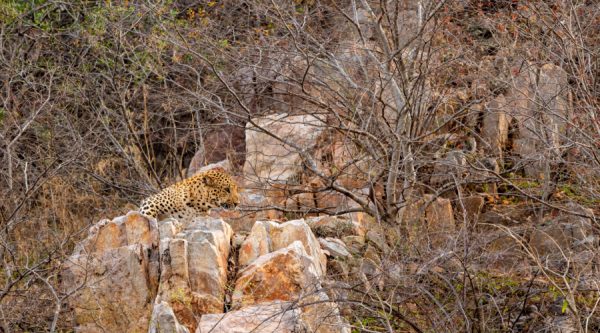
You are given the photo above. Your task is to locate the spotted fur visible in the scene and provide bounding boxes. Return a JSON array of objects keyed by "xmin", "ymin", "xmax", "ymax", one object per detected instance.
[{"xmin": 139, "ymin": 169, "xmax": 240, "ymax": 220}]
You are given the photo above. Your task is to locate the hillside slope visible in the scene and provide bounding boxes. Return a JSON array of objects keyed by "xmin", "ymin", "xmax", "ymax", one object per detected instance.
[{"xmin": 1, "ymin": 1, "xmax": 599, "ymax": 331}]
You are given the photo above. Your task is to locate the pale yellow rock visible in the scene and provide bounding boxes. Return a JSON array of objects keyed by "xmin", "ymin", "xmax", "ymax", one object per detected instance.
[
  {"xmin": 62, "ymin": 211, "xmax": 160, "ymax": 333},
  {"xmin": 238, "ymin": 219, "xmax": 327, "ymax": 276},
  {"xmin": 152, "ymin": 216, "xmax": 233, "ymax": 333},
  {"xmin": 196, "ymin": 301, "xmax": 304, "ymax": 333},
  {"xmin": 237, "ymin": 221, "xmax": 270, "ymax": 267},
  {"xmin": 299, "ymin": 292, "xmax": 351, "ymax": 333},
  {"xmin": 244, "ymin": 113, "xmax": 325, "ymax": 185},
  {"xmin": 233, "ymin": 241, "xmax": 320, "ymax": 308}
]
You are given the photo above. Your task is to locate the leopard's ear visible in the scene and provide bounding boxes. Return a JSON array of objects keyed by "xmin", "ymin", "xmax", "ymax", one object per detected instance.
[{"xmin": 202, "ymin": 174, "xmax": 218, "ymax": 187}]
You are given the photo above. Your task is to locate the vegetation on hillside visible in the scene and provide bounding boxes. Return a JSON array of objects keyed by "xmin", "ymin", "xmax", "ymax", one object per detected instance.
[{"xmin": 1, "ymin": 0, "xmax": 598, "ymax": 331}]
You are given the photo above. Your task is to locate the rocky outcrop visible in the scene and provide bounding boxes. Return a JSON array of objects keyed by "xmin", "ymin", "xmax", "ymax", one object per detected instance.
[
  {"xmin": 62, "ymin": 212, "xmax": 160, "ymax": 333},
  {"xmin": 64, "ymin": 211, "xmax": 350, "ymax": 332},
  {"xmin": 63, "ymin": 213, "xmax": 234, "ymax": 333},
  {"xmin": 195, "ymin": 218, "xmax": 348, "ymax": 332}
]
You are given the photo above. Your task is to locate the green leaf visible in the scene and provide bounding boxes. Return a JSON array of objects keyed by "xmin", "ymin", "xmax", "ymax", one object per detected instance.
[
  {"xmin": 218, "ymin": 39, "xmax": 229, "ymax": 48},
  {"xmin": 561, "ymin": 299, "xmax": 568, "ymax": 314}
]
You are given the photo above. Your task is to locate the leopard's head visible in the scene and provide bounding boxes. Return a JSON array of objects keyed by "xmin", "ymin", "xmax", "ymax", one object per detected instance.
[{"xmin": 201, "ymin": 168, "xmax": 241, "ymax": 209}]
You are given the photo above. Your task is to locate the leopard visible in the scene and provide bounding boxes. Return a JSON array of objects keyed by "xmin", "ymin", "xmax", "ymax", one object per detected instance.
[{"xmin": 139, "ymin": 168, "xmax": 240, "ymax": 221}]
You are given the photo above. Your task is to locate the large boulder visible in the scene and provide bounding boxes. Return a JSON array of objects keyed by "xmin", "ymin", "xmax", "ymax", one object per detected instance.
[
  {"xmin": 198, "ymin": 297, "xmax": 349, "ymax": 333},
  {"xmin": 238, "ymin": 219, "xmax": 327, "ymax": 276},
  {"xmin": 152, "ymin": 217, "xmax": 233, "ymax": 333},
  {"xmin": 62, "ymin": 212, "xmax": 160, "ymax": 333},
  {"xmin": 231, "ymin": 241, "xmax": 349, "ymax": 332},
  {"xmin": 244, "ymin": 113, "xmax": 325, "ymax": 185},
  {"xmin": 508, "ymin": 63, "xmax": 571, "ymax": 178},
  {"xmin": 233, "ymin": 241, "xmax": 321, "ymax": 308}
]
